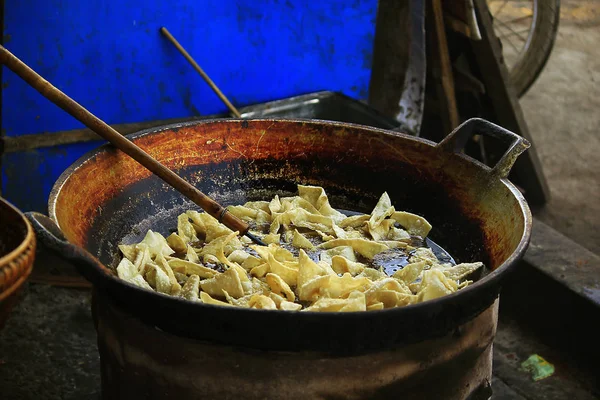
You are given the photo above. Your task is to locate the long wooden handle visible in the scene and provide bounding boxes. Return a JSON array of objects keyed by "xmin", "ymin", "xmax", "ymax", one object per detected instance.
[
  {"xmin": 0, "ymin": 45, "xmax": 252, "ymax": 238},
  {"xmin": 160, "ymin": 27, "xmax": 242, "ymax": 118}
]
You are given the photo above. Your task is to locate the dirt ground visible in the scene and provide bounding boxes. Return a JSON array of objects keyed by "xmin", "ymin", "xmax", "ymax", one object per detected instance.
[{"xmin": 518, "ymin": 0, "xmax": 600, "ymax": 254}]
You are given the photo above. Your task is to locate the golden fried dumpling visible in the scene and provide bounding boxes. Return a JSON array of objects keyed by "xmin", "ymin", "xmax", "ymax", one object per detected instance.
[
  {"xmin": 367, "ymin": 192, "xmax": 395, "ymax": 234},
  {"xmin": 331, "ymin": 255, "xmax": 366, "ymax": 275},
  {"xmin": 298, "ymin": 185, "xmax": 346, "ymax": 223},
  {"xmin": 318, "ymin": 238, "xmax": 388, "ymax": 259},
  {"xmin": 117, "ymin": 184, "xmax": 485, "ymax": 312},
  {"xmin": 291, "ymin": 230, "xmax": 315, "ymax": 250},
  {"xmin": 418, "ymin": 269, "xmax": 458, "ymax": 301},
  {"xmin": 177, "ymin": 213, "xmax": 198, "ymax": 244},
  {"xmin": 140, "ymin": 230, "xmax": 175, "ymax": 258},
  {"xmin": 390, "ymin": 211, "xmax": 432, "ymax": 238},
  {"xmin": 304, "ymin": 291, "xmax": 367, "ymax": 312},
  {"xmin": 392, "ymin": 261, "xmax": 427, "ymax": 285},
  {"xmin": 180, "ymin": 274, "xmax": 200, "ymax": 301},
  {"xmin": 200, "ymin": 267, "xmax": 244, "ymax": 298},
  {"xmin": 442, "ymin": 262, "xmax": 483, "ymax": 281}
]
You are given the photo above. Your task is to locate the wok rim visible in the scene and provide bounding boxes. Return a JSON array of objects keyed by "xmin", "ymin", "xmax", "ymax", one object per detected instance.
[{"xmin": 47, "ymin": 118, "xmax": 532, "ymax": 319}]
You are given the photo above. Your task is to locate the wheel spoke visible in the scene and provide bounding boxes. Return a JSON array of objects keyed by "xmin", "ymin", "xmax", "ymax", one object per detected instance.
[
  {"xmin": 500, "ymin": 14, "xmax": 533, "ymax": 24},
  {"xmin": 492, "ymin": 0, "xmax": 510, "ymax": 18},
  {"xmin": 495, "ymin": 18, "xmax": 528, "ymax": 42},
  {"xmin": 501, "ymin": 32, "xmax": 522, "ymax": 54},
  {"xmin": 499, "ymin": 28, "xmax": 531, "ymax": 41}
]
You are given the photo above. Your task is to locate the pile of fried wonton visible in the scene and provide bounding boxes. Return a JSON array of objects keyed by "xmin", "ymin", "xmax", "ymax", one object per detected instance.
[{"xmin": 117, "ymin": 185, "xmax": 483, "ymax": 311}]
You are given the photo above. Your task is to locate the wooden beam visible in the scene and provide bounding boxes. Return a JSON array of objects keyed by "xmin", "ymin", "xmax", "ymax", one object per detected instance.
[
  {"xmin": 471, "ymin": 0, "xmax": 550, "ymax": 206},
  {"xmin": 429, "ymin": 0, "xmax": 460, "ymax": 131}
]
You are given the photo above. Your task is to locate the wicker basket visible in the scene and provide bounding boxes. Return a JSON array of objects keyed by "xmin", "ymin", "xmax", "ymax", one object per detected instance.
[{"xmin": 0, "ymin": 197, "xmax": 36, "ymax": 329}]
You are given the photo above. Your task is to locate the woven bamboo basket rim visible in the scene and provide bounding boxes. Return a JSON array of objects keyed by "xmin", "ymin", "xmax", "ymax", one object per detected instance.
[{"xmin": 0, "ymin": 197, "xmax": 36, "ymax": 302}]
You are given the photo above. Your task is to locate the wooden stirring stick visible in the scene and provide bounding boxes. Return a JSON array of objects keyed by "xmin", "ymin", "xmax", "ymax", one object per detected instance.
[
  {"xmin": 160, "ymin": 27, "xmax": 242, "ymax": 118},
  {"xmin": 0, "ymin": 45, "xmax": 265, "ymax": 246}
]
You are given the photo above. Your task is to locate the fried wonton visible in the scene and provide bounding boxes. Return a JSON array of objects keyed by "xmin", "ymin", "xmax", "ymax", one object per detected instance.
[{"xmin": 117, "ymin": 184, "xmax": 484, "ymax": 312}]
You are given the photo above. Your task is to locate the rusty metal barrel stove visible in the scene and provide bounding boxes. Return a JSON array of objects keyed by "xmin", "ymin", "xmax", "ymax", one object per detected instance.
[{"xmin": 28, "ymin": 118, "xmax": 532, "ymax": 399}]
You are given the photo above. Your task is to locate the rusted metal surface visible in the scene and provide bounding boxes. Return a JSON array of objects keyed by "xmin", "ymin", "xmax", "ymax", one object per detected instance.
[
  {"xmin": 438, "ymin": 118, "xmax": 530, "ymax": 180},
  {"xmin": 50, "ymin": 119, "xmax": 530, "ymax": 267},
  {"xmin": 5, "ymin": 123, "xmax": 554, "ymax": 400},
  {"xmin": 0, "ymin": 197, "xmax": 36, "ymax": 328},
  {"xmin": 32, "ymin": 119, "xmax": 532, "ymax": 358},
  {"xmin": 95, "ymin": 291, "xmax": 498, "ymax": 400}
]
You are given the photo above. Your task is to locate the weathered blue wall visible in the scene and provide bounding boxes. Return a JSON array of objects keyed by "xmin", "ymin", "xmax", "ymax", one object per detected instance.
[{"xmin": 1, "ymin": 0, "xmax": 378, "ymax": 212}]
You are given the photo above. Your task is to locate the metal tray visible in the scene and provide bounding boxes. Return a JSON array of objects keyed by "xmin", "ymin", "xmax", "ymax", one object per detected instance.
[{"xmin": 235, "ymin": 91, "xmax": 409, "ymax": 133}]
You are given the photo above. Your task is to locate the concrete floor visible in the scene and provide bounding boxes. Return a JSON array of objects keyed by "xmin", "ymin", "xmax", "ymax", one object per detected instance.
[{"xmin": 519, "ymin": 0, "xmax": 600, "ymax": 254}]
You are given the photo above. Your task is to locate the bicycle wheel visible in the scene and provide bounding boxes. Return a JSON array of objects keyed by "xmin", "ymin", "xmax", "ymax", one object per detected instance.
[{"xmin": 488, "ymin": 0, "xmax": 560, "ymax": 97}]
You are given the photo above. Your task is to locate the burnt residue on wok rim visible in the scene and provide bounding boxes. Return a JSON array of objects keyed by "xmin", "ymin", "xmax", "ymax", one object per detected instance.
[{"xmin": 47, "ymin": 119, "xmax": 531, "ymax": 354}]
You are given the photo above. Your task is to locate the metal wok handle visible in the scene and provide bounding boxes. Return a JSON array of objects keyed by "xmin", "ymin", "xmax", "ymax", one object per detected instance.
[
  {"xmin": 24, "ymin": 212, "xmax": 112, "ymax": 285},
  {"xmin": 437, "ymin": 118, "xmax": 530, "ymax": 179}
]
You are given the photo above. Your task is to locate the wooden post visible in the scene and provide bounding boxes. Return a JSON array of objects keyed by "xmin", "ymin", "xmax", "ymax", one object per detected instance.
[
  {"xmin": 471, "ymin": 0, "xmax": 550, "ymax": 206},
  {"xmin": 428, "ymin": 0, "xmax": 460, "ymax": 132}
]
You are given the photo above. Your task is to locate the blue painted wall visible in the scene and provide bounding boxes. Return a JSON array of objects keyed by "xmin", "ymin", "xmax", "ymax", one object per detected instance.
[{"xmin": 1, "ymin": 0, "xmax": 378, "ymax": 211}]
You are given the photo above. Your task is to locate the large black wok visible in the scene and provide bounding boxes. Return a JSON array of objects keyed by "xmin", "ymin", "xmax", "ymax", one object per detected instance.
[{"xmin": 28, "ymin": 118, "xmax": 531, "ymax": 355}]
